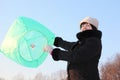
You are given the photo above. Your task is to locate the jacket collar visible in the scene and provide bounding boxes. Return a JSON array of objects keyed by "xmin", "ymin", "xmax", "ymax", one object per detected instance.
[{"xmin": 76, "ymin": 30, "xmax": 102, "ymax": 41}]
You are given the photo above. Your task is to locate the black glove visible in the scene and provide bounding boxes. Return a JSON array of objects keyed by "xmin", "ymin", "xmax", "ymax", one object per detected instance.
[
  {"xmin": 51, "ymin": 48, "xmax": 60, "ymax": 61},
  {"xmin": 54, "ymin": 37, "xmax": 63, "ymax": 47}
]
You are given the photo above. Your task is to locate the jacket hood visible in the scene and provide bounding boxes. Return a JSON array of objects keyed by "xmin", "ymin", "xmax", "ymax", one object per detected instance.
[{"xmin": 76, "ymin": 30, "xmax": 102, "ymax": 41}]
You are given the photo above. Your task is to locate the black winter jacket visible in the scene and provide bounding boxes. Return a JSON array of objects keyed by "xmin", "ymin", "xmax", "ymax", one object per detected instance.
[{"xmin": 51, "ymin": 30, "xmax": 102, "ymax": 80}]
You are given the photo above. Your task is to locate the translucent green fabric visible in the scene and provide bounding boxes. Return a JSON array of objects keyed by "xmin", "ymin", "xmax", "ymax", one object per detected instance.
[{"xmin": 0, "ymin": 16, "xmax": 55, "ymax": 68}]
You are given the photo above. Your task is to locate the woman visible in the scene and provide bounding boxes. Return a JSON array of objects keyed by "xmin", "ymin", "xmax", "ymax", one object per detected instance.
[{"xmin": 44, "ymin": 16, "xmax": 102, "ymax": 80}]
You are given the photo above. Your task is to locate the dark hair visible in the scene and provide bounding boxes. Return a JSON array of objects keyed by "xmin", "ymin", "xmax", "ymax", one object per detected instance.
[{"xmin": 90, "ymin": 24, "xmax": 97, "ymax": 30}]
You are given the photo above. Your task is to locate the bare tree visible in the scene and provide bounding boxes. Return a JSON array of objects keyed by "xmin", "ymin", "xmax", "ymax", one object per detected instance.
[
  {"xmin": 50, "ymin": 70, "xmax": 67, "ymax": 80},
  {"xmin": 33, "ymin": 70, "xmax": 67, "ymax": 80},
  {"xmin": 100, "ymin": 53, "xmax": 120, "ymax": 80},
  {"xmin": 34, "ymin": 72, "xmax": 44, "ymax": 80},
  {"xmin": 13, "ymin": 73, "xmax": 25, "ymax": 80}
]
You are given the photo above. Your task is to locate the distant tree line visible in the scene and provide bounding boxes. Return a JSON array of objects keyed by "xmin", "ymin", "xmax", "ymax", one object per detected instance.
[{"xmin": 0, "ymin": 53, "xmax": 120, "ymax": 80}]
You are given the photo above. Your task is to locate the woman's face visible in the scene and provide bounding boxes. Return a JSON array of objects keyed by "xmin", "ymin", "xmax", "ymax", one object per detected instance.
[{"xmin": 80, "ymin": 22, "xmax": 92, "ymax": 32}]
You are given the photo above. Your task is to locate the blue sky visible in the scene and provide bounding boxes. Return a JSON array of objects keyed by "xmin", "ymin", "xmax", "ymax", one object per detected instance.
[{"xmin": 0, "ymin": 0, "xmax": 120, "ymax": 79}]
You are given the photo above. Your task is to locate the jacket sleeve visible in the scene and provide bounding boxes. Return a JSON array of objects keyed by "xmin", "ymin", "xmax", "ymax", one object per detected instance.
[
  {"xmin": 54, "ymin": 37, "xmax": 75, "ymax": 51},
  {"xmin": 52, "ymin": 38, "xmax": 102, "ymax": 63}
]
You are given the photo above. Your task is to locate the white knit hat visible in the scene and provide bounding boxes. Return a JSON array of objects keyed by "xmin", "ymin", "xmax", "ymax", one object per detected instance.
[{"xmin": 80, "ymin": 17, "xmax": 99, "ymax": 29}]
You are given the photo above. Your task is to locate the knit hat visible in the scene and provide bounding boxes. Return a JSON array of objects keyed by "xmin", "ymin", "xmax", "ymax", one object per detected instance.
[{"xmin": 80, "ymin": 17, "xmax": 99, "ymax": 29}]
